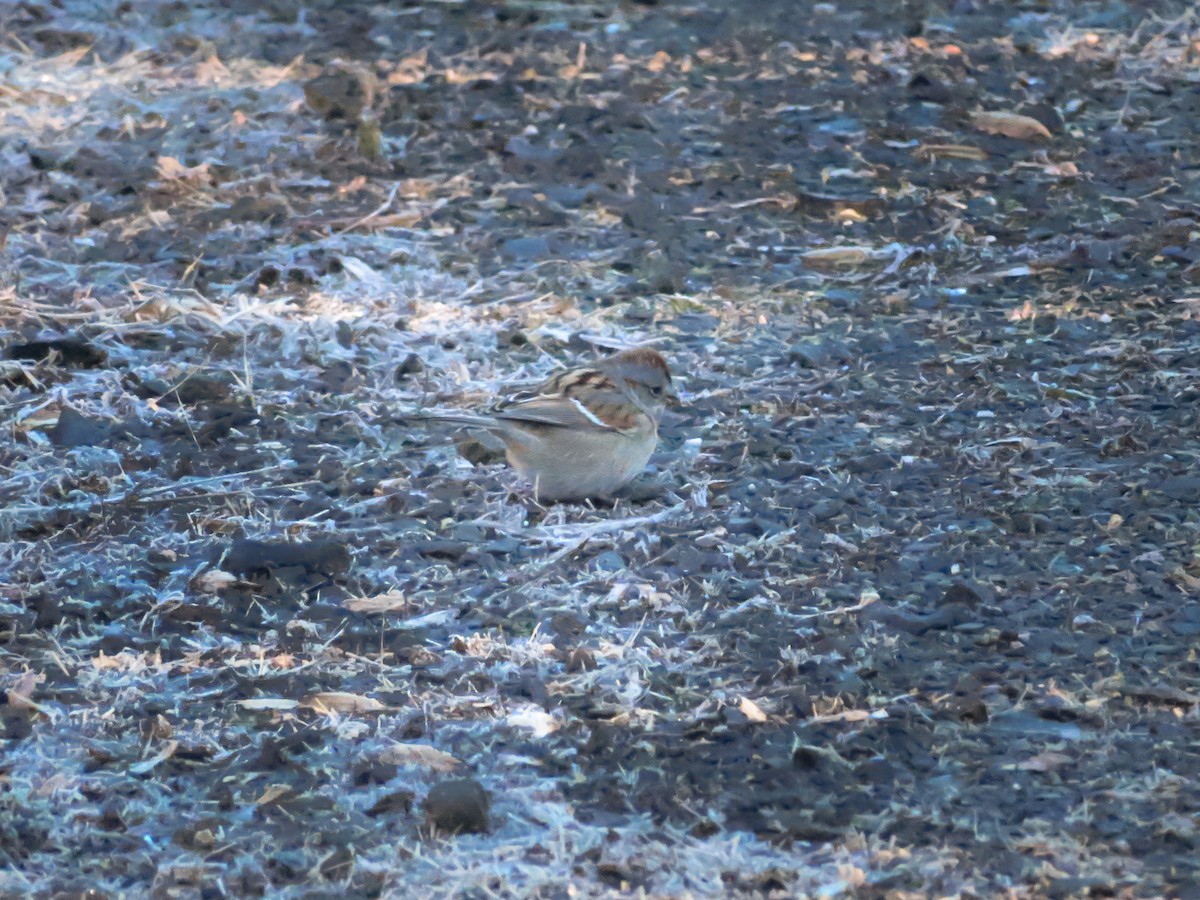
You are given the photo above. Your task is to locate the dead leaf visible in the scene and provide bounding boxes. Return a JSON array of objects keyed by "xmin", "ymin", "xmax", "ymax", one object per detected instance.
[
  {"xmin": 1008, "ymin": 300, "xmax": 1036, "ymax": 322},
  {"xmin": 1043, "ymin": 161, "xmax": 1079, "ymax": 179},
  {"xmin": 375, "ymin": 742, "xmax": 462, "ymax": 772},
  {"xmin": 444, "ymin": 67, "xmax": 499, "ymax": 85},
  {"xmin": 300, "ymin": 691, "xmax": 392, "ymax": 715},
  {"xmin": 801, "ymin": 246, "xmax": 872, "ymax": 268},
  {"xmin": 238, "ymin": 698, "xmax": 301, "ymax": 711},
  {"xmin": 506, "ymin": 705, "xmax": 559, "ymax": 738},
  {"xmin": 810, "ymin": 708, "xmax": 874, "ymax": 724},
  {"xmin": 156, "ymin": 156, "xmax": 212, "ymax": 183},
  {"xmin": 191, "ymin": 569, "xmax": 239, "ymax": 593},
  {"xmin": 255, "ymin": 784, "xmax": 295, "ymax": 806},
  {"xmin": 343, "ymin": 591, "xmax": 407, "ymax": 614},
  {"xmin": 1018, "ymin": 750, "xmax": 1072, "ymax": 772},
  {"xmin": 823, "ymin": 532, "xmax": 860, "ymax": 552},
  {"xmin": 738, "ymin": 697, "xmax": 769, "ymax": 723},
  {"xmin": 129, "ymin": 740, "xmax": 179, "ymax": 775},
  {"xmin": 13, "ymin": 405, "xmax": 58, "ymax": 434},
  {"xmin": 915, "ymin": 143, "xmax": 990, "ymax": 161},
  {"xmin": 1168, "ymin": 567, "xmax": 1200, "ymax": 591},
  {"xmin": 646, "ymin": 50, "xmax": 671, "ymax": 73},
  {"xmin": 970, "ymin": 111, "xmax": 1052, "ymax": 140},
  {"xmin": 91, "ymin": 650, "xmax": 153, "ymax": 672},
  {"xmin": 5, "ymin": 671, "xmax": 47, "ymax": 713}
]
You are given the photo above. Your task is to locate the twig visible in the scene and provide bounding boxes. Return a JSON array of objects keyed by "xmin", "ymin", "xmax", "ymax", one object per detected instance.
[
  {"xmin": 793, "ymin": 595, "xmax": 878, "ymax": 621},
  {"xmin": 336, "ymin": 181, "xmax": 402, "ymax": 235},
  {"xmin": 521, "ymin": 502, "xmax": 687, "ymax": 547}
]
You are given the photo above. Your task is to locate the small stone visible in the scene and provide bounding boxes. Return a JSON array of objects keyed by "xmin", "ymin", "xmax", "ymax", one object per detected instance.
[
  {"xmin": 589, "ymin": 550, "xmax": 625, "ymax": 573},
  {"xmin": 424, "ymin": 779, "xmax": 490, "ymax": 834},
  {"xmin": 396, "ymin": 353, "xmax": 425, "ymax": 379}
]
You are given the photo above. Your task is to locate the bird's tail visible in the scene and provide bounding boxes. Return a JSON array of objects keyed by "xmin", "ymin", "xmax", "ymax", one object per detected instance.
[{"xmin": 394, "ymin": 411, "xmax": 500, "ymax": 430}]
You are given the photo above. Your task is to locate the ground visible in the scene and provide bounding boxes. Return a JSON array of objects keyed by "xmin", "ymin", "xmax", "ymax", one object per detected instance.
[{"xmin": 2, "ymin": 0, "xmax": 1200, "ymax": 896}]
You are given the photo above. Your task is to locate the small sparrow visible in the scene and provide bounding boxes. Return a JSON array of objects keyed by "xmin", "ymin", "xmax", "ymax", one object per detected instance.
[{"xmin": 411, "ymin": 347, "xmax": 676, "ymax": 501}]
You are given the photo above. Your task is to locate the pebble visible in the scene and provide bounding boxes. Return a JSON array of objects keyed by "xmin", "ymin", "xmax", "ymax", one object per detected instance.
[{"xmin": 424, "ymin": 779, "xmax": 490, "ymax": 834}]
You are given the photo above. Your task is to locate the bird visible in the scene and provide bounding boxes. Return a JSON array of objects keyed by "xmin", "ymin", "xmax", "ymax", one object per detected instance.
[{"xmin": 407, "ymin": 347, "xmax": 677, "ymax": 502}]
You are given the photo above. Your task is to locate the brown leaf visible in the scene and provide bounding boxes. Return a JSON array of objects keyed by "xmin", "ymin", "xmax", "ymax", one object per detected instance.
[
  {"xmin": 645, "ymin": 50, "xmax": 672, "ymax": 73},
  {"xmin": 801, "ymin": 246, "xmax": 873, "ymax": 268},
  {"xmin": 300, "ymin": 691, "xmax": 393, "ymax": 715},
  {"xmin": 5, "ymin": 671, "xmax": 46, "ymax": 713},
  {"xmin": 343, "ymin": 591, "xmax": 407, "ymax": 614},
  {"xmin": 255, "ymin": 784, "xmax": 295, "ymax": 806},
  {"xmin": 738, "ymin": 697, "xmax": 769, "ymax": 723},
  {"xmin": 374, "ymin": 742, "xmax": 462, "ymax": 772},
  {"xmin": 970, "ymin": 111, "xmax": 1052, "ymax": 140}
]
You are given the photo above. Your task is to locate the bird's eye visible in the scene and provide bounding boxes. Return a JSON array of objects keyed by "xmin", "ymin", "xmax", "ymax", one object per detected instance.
[{"xmin": 650, "ymin": 385, "xmax": 663, "ymax": 396}]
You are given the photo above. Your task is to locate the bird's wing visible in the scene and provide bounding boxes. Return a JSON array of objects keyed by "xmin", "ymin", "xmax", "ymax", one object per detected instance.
[{"xmin": 491, "ymin": 395, "xmax": 622, "ymax": 431}]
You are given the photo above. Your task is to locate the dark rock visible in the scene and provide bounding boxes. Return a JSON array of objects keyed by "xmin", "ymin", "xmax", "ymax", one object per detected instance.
[
  {"xmin": 908, "ymin": 69, "xmax": 955, "ymax": 104},
  {"xmin": 8, "ymin": 338, "xmax": 107, "ymax": 368},
  {"xmin": 351, "ymin": 760, "xmax": 397, "ymax": 787},
  {"xmin": 396, "ymin": 353, "xmax": 425, "ymax": 379},
  {"xmin": 589, "ymin": 551, "xmax": 625, "ymax": 573},
  {"xmin": 367, "ymin": 789, "xmax": 414, "ymax": 817},
  {"xmin": 939, "ymin": 583, "xmax": 983, "ymax": 608},
  {"xmin": 51, "ymin": 408, "xmax": 116, "ymax": 448},
  {"xmin": 223, "ymin": 539, "xmax": 351, "ymax": 577},
  {"xmin": 788, "ymin": 337, "xmax": 852, "ymax": 369},
  {"xmin": 424, "ymin": 779, "xmax": 490, "ymax": 834}
]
